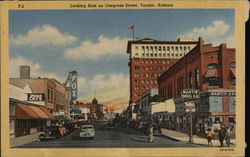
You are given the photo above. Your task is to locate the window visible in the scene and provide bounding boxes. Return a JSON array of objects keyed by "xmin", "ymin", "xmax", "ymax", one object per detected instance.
[
  {"xmin": 163, "ymin": 47, "xmax": 166, "ymax": 51},
  {"xmin": 135, "ymin": 66, "xmax": 139, "ymax": 70},
  {"xmin": 142, "ymin": 53, "xmax": 145, "ymax": 57},
  {"xmin": 194, "ymin": 68, "xmax": 200, "ymax": 89},
  {"xmin": 175, "ymin": 47, "xmax": 178, "ymax": 51},
  {"xmin": 208, "ymin": 63, "xmax": 218, "ymax": 69},
  {"xmin": 177, "ymin": 77, "xmax": 184, "ymax": 96},
  {"xmin": 135, "ymin": 79, "xmax": 140, "ymax": 83},
  {"xmin": 159, "ymin": 46, "xmax": 161, "ymax": 51},
  {"xmin": 167, "ymin": 47, "xmax": 170, "ymax": 51},
  {"xmin": 189, "ymin": 72, "xmax": 193, "ymax": 88},
  {"xmin": 230, "ymin": 62, "xmax": 236, "ymax": 68},
  {"xmin": 230, "ymin": 62, "xmax": 236, "ymax": 87},
  {"xmin": 135, "ymin": 46, "xmax": 138, "ymax": 50},
  {"xmin": 155, "ymin": 53, "xmax": 157, "ymax": 57},
  {"xmin": 142, "ymin": 66, "xmax": 145, "ymax": 70},
  {"xmin": 208, "ymin": 78, "xmax": 219, "ymax": 87},
  {"xmin": 47, "ymin": 89, "xmax": 50, "ymax": 100},
  {"xmin": 207, "ymin": 63, "xmax": 219, "ymax": 87},
  {"xmin": 135, "ymin": 73, "xmax": 139, "ymax": 77}
]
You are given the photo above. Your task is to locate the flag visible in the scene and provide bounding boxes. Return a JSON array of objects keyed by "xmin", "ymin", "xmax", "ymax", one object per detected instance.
[{"xmin": 128, "ymin": 25, "xmax": 134, "ymax": 30}]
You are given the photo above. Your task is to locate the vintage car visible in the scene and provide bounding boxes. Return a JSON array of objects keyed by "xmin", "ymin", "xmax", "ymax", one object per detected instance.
[
  {"xmin": 79, "ymin": 125, "xmax": 95, "ymax": 139},
  {"xmin": 39, "ymin": 126, "xmax": 61, "ymax": 141}
]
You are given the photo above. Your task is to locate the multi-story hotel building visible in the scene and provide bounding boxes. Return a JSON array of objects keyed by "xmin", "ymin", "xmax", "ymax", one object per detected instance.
[{"xmin": 127, "ymin": 37, "xmax": 198, "ymax": 104}]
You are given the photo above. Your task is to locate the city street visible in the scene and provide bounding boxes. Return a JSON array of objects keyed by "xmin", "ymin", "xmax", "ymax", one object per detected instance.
[{"xmin": 17, "ymin": 121, "xmax": 204, "ymax": 148}]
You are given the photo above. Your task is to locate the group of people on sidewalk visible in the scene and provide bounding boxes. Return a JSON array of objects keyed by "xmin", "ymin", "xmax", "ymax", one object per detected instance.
[{"xmin": 206, "ymin": 125, "xmax": 233, "ymax": 147}]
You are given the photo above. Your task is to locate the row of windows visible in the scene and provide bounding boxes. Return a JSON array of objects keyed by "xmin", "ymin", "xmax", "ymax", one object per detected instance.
[
  {"xmin": 136, "ymin": 45, "xmax": 192, "ymax": 52},
  {"xmin": 135, "ymin": 52, "xmax": 185, "ymax": 58},
  {"xmin": 134, "ymin": 59, "xmax": 173, "ymax": 64},
  {"xmin": 135, "ymin": 79, "xmax": 158, "ymax": 84},
  {"xmin": 134, "ymin": 66, "xmax": 169, "ymax": 71},
  {"xmin": 47, "ymin": 88, "xmax": 66, "ymax": 104},
  {"xmin": 134, "ymin": 73, "xmax": 162, "ymax": 78},
  {"xmin": 134, "ymin": 86, "xmax": 157, "ymax": 90}
]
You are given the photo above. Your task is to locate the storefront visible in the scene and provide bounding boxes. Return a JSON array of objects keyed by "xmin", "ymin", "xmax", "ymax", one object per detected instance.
[{"xmin": 10, "ymin": 98, "xmax": 54, "ymax": 138}]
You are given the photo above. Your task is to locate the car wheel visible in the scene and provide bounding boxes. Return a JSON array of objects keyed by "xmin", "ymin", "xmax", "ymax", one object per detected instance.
[{"xmin": 39, "ymin": 134, "xmax": 45, "ymax": 141}]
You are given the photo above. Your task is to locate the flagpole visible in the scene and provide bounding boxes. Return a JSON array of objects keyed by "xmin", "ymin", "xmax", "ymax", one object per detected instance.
[{"xmin": 133, "ymin": 24, "xmax": 135, "ymax": 40}]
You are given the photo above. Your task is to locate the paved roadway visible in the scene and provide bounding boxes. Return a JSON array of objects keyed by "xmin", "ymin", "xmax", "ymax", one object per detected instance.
[{"xmin": 18, "ymin": 121, "xmax": 204, "ymax": 148}]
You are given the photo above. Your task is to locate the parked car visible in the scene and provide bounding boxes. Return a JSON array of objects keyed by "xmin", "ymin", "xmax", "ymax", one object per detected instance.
[
  {"xmin": 39, "ymin": 126, "xmax": 61, "ymax": 141},
  {"xmin": 153, "ymin": 125, "xmax": 162, "ymax": 136},
  {"xmin": 79, "ymin": 125, "xmax": 95, "ymax": 139}
]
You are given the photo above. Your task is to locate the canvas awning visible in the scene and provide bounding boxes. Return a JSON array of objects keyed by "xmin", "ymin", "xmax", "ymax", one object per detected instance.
[
  {"xmin": 29, "ymin": 105, "xmax": 50, "ymax": 119},
  {"xmin": 16, "ymin": 103, "xmax": 54, "ymax": 120},
  {"xmin": 16, "ymin": 103, "xmax": 40, "ymax": 119},
  {"xmin": 39, "ymin": 106, "xmax": 55, "ymax": 120},
  {"xmin": 205, "ymin": 69, "xmax": 218, "ymax": 78}
]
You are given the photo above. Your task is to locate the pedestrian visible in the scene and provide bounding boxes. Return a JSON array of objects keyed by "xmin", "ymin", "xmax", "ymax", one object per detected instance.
[
  {"xmin": 218, "ymin": 125, "xmax": 227, "ymax": 147},
  {"xmin": 148, "ymin": 126, "xmax": 154, "ymax": 143},
  {"xmin": 225, "ymin": 126, "xmax": 232, "ymax": 147},
  {"xmin": 205, "ymin": 128, "xmax": 213, "ymax": 146}
]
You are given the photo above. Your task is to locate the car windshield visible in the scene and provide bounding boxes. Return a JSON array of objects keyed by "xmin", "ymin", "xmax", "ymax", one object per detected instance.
[{"xmin": 81, "ymin": 126, "xmax": 93, "ymax": 129}]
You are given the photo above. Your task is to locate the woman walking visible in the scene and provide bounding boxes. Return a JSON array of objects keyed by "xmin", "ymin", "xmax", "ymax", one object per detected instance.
[{"xmin": 206, "ymin": 128, "xmax": 213, "ymax": 146}]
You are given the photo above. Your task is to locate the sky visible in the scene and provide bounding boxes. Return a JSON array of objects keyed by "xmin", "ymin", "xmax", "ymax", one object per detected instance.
[{"xmin": 9, "ymin": 9, "xmax": 234, "ymax": 111}]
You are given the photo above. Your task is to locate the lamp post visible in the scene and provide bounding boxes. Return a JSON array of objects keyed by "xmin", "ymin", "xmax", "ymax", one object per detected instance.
[{"xmin": 184, "ymin": 101, "xmax": 195, "ymax": 143}]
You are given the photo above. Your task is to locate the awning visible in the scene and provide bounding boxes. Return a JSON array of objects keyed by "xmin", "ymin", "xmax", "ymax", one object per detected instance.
[
  {"xmin": 39, "ymin": 107, "xmax": 55, "ymax": 120},
  {"xmin": 205, "ymin": 69, "xmax": 218, "ymax": 78},
  {"xmin": 16, "ymin": 104, "xmax": 40, "ymax": 119},
  {"xmin": 230, "ymin": 68, "xmax": 236, "ymax": 78},
  {"xmin": 29, "ymin": 105, "xmax": 50, "ymax": 119},
  {"xmin": 210, "ymin": 112, "xmax": 236, "ymax": 116}
]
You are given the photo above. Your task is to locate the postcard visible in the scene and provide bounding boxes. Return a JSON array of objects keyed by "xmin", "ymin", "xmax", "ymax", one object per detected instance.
[{"xmin": 0, "ymin": 0, "xmax": 247, "ymax": 157}]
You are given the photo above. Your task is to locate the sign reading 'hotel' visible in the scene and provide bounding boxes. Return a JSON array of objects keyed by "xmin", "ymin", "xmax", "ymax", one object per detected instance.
[{"xmin": 181, "ymin": 89, "xmax": 200, "ymax": 99}]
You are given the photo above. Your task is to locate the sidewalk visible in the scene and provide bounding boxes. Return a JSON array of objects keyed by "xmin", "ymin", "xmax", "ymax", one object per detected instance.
[{"xmin": 161, "ymin": 128, "xmax": 236, "ymax": 147}]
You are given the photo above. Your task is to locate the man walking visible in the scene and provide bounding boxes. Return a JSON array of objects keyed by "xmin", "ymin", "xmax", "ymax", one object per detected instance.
[{"xmin": 218, "ymin": 125, "xmax": 227, "ymax": 147}]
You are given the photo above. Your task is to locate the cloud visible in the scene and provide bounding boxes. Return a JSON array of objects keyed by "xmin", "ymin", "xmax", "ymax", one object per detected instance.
[
  {"xmin": 10, "ymin": 24, "xmax": 77, "ymax": 47},
  {"xmin": 78, "ymin": 73, "xmax": 129, "ymax": 110},
  {"xmin": 10, "ymin": 56, "xmax": 65, "ymax": 82},
  {"xmin": 10, "ymin": 56, "xmax": 130, "ymax": 111},
  {"xmin": 65, "ymin": 35, "xmax": 130, "ymax": 60},
  {"xmin": 180, "ymin": 20, "xmax": 234, "ymax": 47}
]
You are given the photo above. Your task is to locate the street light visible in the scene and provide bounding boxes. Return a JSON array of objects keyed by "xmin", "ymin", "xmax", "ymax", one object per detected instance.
[{"xmin": 184, "ymin": 101, "xmax": 196, "ymax": 143}]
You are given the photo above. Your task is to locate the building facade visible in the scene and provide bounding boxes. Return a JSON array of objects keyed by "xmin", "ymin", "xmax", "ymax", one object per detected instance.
[
  {"xmin": 9, "ymin": 84, "xmax": 54, "ymax": 147},
  {"xmin": 10, "ymin": 66, "xmax": 70, "ymax": 116},
  {"xmin": 74, "ymin": 97, "xmax": 104, "ymax": 120},
  {"xmin": 127, "ymin": 38, "xmax": 198, "ymax": 104},
  {"xmin": 158, "ymin": 37, "xmax": 236, "ymax": 136}
]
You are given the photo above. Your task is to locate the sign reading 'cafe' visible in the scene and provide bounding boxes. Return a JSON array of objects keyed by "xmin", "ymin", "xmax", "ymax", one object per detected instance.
[{"xmin": 27, "ymin": 93, "xmax": 45, "ymax": 101}]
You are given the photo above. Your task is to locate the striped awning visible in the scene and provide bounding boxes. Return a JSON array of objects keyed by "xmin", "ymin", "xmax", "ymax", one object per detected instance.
[{"xmin": 16, "ymin": 103, "xmax": 54, "ymax": 120}]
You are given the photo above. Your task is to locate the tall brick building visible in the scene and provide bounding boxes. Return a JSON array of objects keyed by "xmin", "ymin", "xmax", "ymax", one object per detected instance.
[
  {"xmin": 127, "ymin": 37, "xmax": 198, "ymax": 104},
  {"xmin": 158, "ymin": 37, "xmax": 236, "ymax": 135}
]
